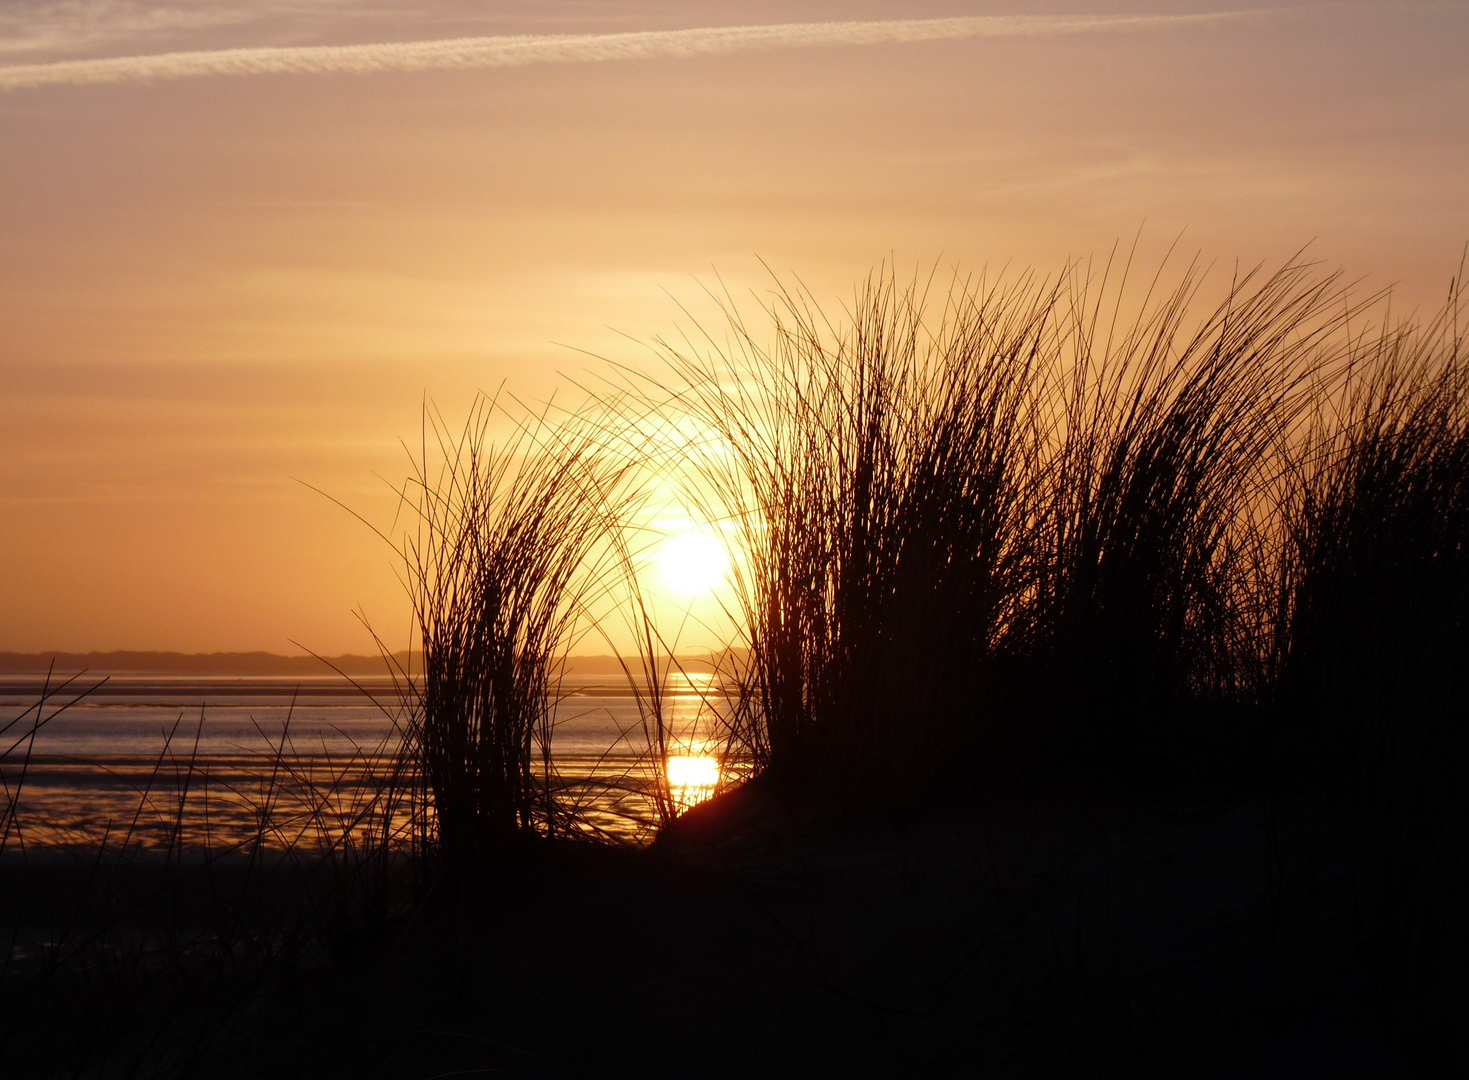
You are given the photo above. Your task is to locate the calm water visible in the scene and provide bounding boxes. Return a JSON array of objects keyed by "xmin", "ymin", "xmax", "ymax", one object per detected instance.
[{"xmin": 0, "ymin": 672, "xmax": 734, "ymax": 852}]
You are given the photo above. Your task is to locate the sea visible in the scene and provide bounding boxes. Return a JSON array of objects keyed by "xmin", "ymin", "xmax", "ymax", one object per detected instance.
[{"xmin": 0, "ymin": 669, "xmax": 733, "ymax": 855}]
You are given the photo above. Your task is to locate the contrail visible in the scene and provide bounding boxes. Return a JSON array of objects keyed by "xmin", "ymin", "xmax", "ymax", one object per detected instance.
[{"xmin": 0, "ymin": 10, "xmax": 1281, "ymax": 91}]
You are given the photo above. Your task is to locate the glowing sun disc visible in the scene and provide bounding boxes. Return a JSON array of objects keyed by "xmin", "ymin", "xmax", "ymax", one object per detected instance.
[{"xmin": 658, "ymin": 531, "xmax": 728, "ymax": 595}]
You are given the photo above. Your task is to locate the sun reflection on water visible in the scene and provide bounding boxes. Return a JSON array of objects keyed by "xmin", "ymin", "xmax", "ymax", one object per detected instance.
[{"xmin": 666, "ymin": 754, "xmax": 719, "ymax": 811}]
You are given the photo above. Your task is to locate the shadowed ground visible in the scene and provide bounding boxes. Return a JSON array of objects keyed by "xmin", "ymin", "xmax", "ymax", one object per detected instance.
[{"xmin": 4, "ymin": 777, "xmax": 1410, "ymax": 1078}]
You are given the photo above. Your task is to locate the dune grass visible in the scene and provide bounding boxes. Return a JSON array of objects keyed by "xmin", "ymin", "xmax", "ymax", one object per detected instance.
[
  {"xmin": 1017, "ymin": 256, "xmax": 1363, "ymax": 775},
  {"xmin": 4, "ymin": 249, "xmax": 1467, "ymax": 1072},
  {"xmin": 642, "ymin": 269, "xmax": 1059, "ymax": 801},
  {"xmin": 387, "ymin": 392, "xmax": 654, "ymax": 872},
  {"xmin": 1272, "ymin": 274, "xmax": 1469, "ymax": 1062},
  {"xmin": 639, "ymin": 254, "xmax": 1380, "ymax": 802},
  {"xmin": 626, "ymin": 250, "xmax": 1466, "ymax": 1062}
]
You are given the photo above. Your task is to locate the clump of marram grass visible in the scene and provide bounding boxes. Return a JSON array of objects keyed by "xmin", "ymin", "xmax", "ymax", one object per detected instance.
[
  {"xmin": 1273, "ymin": 273, "xmax": 1469, "ymax": 1066},
  {"xmin": 393, "ymin": 392, "xmax": 641, "ymax": 869},
  {"xmin": 1018, "ymin": 255, "xmax": 1362, "ymax": 774},
  {"xmin": 643, "ymin": 269, "xmax": 1067, "ymax": 803},
  {"xmin": 639, "ymin": 255, "xmax": 1368, "ymax": 803}
]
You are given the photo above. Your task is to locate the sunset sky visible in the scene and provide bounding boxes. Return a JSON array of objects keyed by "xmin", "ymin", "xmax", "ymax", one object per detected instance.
[{"xmin": 2, "ymin": 0, "xmax": 1466, "ymax": 656}]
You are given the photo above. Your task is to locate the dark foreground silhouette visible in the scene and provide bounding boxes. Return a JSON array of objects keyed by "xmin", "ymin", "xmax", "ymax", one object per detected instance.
[
  {"xmin": 5, "ymin": 255, "xmax": 1466, "ymax": 1075},
  {"xmin": 0, "ymin": 774, "xmax": 1442, "ymax": 1078}
]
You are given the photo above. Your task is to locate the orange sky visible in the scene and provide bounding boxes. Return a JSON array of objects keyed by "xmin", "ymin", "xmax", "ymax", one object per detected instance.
[{"xmin": 2, "ymin": 1, "xmax": 1466, "ymax": 654}]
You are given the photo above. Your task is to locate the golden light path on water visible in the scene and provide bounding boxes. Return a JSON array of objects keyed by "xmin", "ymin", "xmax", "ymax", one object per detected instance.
[
  {"xmin": 652, "ymin": 669, "xmax": 723, "ymax": 812},
  {"xmin": 665, "ymin": 754, "xmax": 720, "ymax": 811},
  {"xmin": 0, "ymin": 670, "xmax": 744, "ymax": 852}
]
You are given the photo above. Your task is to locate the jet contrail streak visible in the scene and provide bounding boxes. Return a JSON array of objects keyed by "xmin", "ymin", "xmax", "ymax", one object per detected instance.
[{"xmin": 0, "ymin": 11, "xmax": 1278, "ymax": 91}]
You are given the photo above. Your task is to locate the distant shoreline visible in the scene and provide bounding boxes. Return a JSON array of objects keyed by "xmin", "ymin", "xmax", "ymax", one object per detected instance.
[
  {"xmin": 0, "ymin": 651, "xmax": 415, "ymax": 676},
  {"xmin": 0, "ymin": 651, "xmax": 715, "ymax": 677}
]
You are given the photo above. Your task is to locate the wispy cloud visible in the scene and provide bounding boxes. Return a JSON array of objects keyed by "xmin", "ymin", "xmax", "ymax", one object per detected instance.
[
  {"xmin": 0, "ymin": 10, "xmax": 1283, "ymax": 91},
  {"xmin": 0, "ymin": 1, "xmax": 345, "ymax": 58}
]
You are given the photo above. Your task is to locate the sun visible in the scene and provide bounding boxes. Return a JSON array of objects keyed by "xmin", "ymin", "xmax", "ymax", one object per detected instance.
[{"xmin": 657, "ymin": 530, "xmax": 728, "ymax": 595}]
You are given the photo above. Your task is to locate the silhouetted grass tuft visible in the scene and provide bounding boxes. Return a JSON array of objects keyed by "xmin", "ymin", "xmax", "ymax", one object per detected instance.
[
  {"xmin": 1020, "ymin": 255, "xmax": 1359, "ymax": 777},
  {"xmin": 393, "ymin": 393, "xmax": 640, "ymax": 871},
  {"xmin": 645, "ymin": 254, "xmax": 1376, "ymax": 803},
  {"xmin": 1275, "ymin": 270, "xmax": 1469, "ymax": 1066}
]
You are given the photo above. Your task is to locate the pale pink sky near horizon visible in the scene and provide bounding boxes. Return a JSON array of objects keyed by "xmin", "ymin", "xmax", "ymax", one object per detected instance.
[{"xmin": 2, "ymin": 1, "xmax": 1466, "ymax": 655}]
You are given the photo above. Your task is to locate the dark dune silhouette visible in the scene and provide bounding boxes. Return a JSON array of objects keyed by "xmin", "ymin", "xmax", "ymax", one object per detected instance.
[{"xmin": 4, "ymin": 254, "xmax": 1465, "ymax": 1076}]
